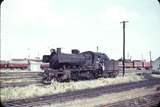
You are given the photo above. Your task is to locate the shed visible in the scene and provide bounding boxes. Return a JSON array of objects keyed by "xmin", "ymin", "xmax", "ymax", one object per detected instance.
[
  {"xmin": 28, "ymin": 61, "xmax": 41, "ymax": 71},
  {"xmin": 152, "ymin": 57, "xmax": 160, "ymax": 72}
]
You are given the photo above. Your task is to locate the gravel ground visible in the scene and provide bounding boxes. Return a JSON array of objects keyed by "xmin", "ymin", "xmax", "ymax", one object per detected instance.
[
  {"xmin": 38, "ymin": 85, "xmax": 160, "ymax": 107},
  {"xmin": 0, "ymin": 69, "xmax": 43, "ymax": 72}
]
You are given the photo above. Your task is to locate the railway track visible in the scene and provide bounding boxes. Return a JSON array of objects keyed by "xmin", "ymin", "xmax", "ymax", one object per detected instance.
[
  {"xmin": 119, "ymin": 70, "xmax": 152, "ymax": 76},
  {"xmin": 0, "ymin": 76, "xmax": 41, "ymax": 80},
  {"xmin": 0, "ymin": 81, "xmax": 42, "ymax": 88},
  {"xmin": 2, "ymin": 78, "xmax": 160, "ymax": 107},
  {"xmin": 102, "ymin": 93, "xmax": 160, "ymax": 107},
  {"xmin": 0, "ymin": 72, "xmax": 43, "ymax": 88},
  {"xmin": 0, "ymin": 72, "xmax": 42, "ymax": 77}
]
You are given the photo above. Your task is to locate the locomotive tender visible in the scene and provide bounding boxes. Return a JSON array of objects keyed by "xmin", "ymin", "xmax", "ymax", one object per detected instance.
[{"xmin": 42, "ymin": 48, "xmax": 119, "ymax": 84}]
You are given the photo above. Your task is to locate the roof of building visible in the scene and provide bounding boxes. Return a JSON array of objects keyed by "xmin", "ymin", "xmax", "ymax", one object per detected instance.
[{"xmin": 153, "ymin": 57, "xmax": 160, "ymax": 63}]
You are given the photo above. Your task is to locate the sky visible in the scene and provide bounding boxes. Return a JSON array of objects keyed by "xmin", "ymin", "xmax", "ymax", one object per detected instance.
[{"xmin": 1, "ymin": 0, "xmax": 160, "ymax": 61}]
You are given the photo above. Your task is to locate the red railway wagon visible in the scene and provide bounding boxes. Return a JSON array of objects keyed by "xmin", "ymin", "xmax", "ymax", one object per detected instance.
[
  {"xmin": 133, "ymin": 60, "xmax": 143, "ymax": 70},
  {"xmin": 0, "ymin": 61, "xmax": 8, "ymax": 69},
  {"xmin": 143, "ymin": 61, "xmax": 152, "ymax": 70},
  {"xmin": 125, "ymin": 61, "xmax": 134, "ymax": 68},
  {"xmin": 8, "ymin": 63, "xmax": 28, "ymax": 69},
  {"xmin": 8, "ymin": 60, "xmax": 29, "ymax": 69},
  {"xmin": 118, "ymin": 61, "xmax": 133, "ymax": 68},
  {"xmin": 118, "ymin": 60, "xmax": 152, "ymax": 70}
]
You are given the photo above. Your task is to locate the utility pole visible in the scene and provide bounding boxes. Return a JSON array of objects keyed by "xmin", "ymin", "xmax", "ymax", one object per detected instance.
[
  {"xmin": 96, "ymin": 46, "xmax": 99, "ymax": 52},
  {"xmin": 141, "ymin": 54, "xmax": 143, "ymax": 61},
  {"xmin": 149, "ymin": 51, "xmax": 152, "ymax": 62},
  {"xmin": 149, "ymin": 51, "xmax": 152, "ymax": 69},
  {"xmin": 141, "ymin": 54, "xmax": 144, "ymax": 68},
  {"xmin": 27, "ymin": 48, "xmax": 30, "ymax": 59},
  {"xmin": 120, "ymin": 21, "xmax": 128, "ymax": 77}
]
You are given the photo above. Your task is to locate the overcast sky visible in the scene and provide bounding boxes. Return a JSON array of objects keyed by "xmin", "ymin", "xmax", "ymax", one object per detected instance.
[{"xmin": 1, "ymin": 0, "xmax": 160, "ymax": 61}]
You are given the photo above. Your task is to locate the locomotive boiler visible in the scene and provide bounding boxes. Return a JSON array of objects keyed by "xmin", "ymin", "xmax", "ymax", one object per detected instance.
[{"xmin": 42, "ymin": 48, "xmax": 119, "ymax": 84}]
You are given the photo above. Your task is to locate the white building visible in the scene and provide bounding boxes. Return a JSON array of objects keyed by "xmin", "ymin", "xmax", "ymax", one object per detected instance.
[
  {"xmin": 28, "ymin": 60, "xmax": 41, "ymax": 71},
  {"xmin": 152, "ymin": 57, "xmax": 160, "ymax": 72}
]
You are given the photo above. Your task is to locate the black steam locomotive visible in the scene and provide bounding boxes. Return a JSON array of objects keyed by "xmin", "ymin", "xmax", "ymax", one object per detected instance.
[{"xmin": 42, "ymin": 48, "xmax": 119, "ymax": 84}]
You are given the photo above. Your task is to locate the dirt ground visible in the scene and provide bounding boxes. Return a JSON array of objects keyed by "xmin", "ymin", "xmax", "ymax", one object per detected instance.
[{"xmin": 39, "ymin": 85, "xmax": 160, "ymax": 107}]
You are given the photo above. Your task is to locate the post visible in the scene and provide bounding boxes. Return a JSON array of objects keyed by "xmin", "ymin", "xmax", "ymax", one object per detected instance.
[
  {"xmin": 141, "ymin": 54, "xmax": 143, "ymax": 61},
  {"xmin": 141, "ymin": 54, "xmax": 144, "ymax": 68},
  {"xmin": 27, "ymin": 48, "xmax": 30, "ymax": 59},
  {"xmin": 96, "ymin": 46, "xmax": 99, "ymax": 52},
  {"xmin": 120, "ymin": 21, "xmax": 128, "ymax": 76},
  {"xmin": 149, "ymin": 51, "xmax": 152, "ymax": 69}
]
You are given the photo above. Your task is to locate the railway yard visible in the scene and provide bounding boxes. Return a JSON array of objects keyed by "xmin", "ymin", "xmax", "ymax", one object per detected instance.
[
  {"xmin": 0, "ymin": 69, "xmax": 160, "ymax": 107},
  {"xmin": 1, "ymin": 0, "xmax": 160, "ymax": 106}
]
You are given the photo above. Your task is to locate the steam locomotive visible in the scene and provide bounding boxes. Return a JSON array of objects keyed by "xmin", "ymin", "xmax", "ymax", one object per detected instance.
[{"xmin": 42, "ymin": 48, "xmax": 119, "ymax": 84}]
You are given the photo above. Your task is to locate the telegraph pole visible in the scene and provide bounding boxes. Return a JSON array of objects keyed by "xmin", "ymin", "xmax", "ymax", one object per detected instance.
[
  {"xmin": 27, "ymin": 48, "xmax": 30, "ymax": 59},
  {"xmin": 149, "ymin": 51, "xmax": 152, "ymax": 62},
  {"xmin": 96, "ymin": 46, "xmax": 99, "ymax": 52},
  {"xmin": 120, "ymin": 21, "xmax": 128, "ymax": 77},
  {"xmin": 141, "ymin": 54, "xmax": 143, "ymax": 61},
  {"xmin": 149, "ymin": 51, "xmax": 152, "ymax": 69}
]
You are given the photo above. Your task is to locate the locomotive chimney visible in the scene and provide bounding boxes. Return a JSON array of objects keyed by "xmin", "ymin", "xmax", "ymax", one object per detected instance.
[{"xmin": 57, "ymin": 48, "xmax": 61, "ymax": 54}]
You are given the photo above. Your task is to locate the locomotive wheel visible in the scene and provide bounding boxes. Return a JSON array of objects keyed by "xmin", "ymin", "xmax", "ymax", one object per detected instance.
[
  {"xmin": 42, "ymin": 80, "xmax": 51, "ymax": 84},
  {"xmin": 42, "ymin": 76, "xmax": 52, "ymax": 84},
  {"xmin": 64, "ymin": 78, "xmax": 70, "ymax": 82},
  {"xmin": 56, "ymin": 74, "xmax": 64, "ymax": 82},
  {"xmin": 50, "ymin": 77, "xmax": 57, "ymax": 83},
  {"xmin": 42, "ymin": 73, "xmax": 54, "ymax": 84},
  {"xmin": 71, "ymin": 72, "xmax": 79, "ymax": 81},
  {"xmin": 102, "ymin": 73, "xmax": 109, "ymax": 78},
  {"xmin": 111, "ymin": 74, "xmax": 116, "ymax": 78},
  {"xmin": 56, "ymin": 77, "xmax": 62, "ymax": 82},
  {"xmin": 109, "ymin": 73, "xmax": 116, "ymax": 78},
  {"xmin": 89, "ymin": 71, "xmax": 95, "ymax": 80}
]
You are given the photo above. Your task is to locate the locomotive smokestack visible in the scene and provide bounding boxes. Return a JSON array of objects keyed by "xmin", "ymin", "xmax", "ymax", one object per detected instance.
[{"xmin": 57, "ymin": 48, "xmax": 61, "ymax": 54}]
